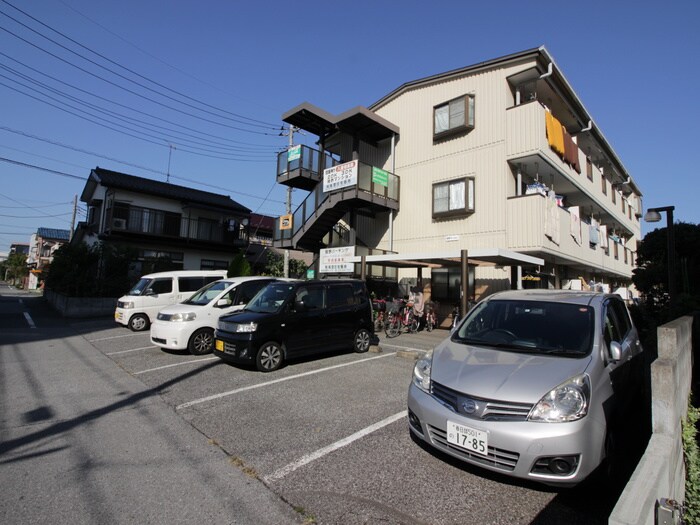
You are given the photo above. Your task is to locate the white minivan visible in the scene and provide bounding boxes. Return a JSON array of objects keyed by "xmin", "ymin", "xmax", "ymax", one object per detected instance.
[
  {"xmin": 115, "ymin": 270, "xmax": 228, "ymax": 331},
  {"xmin": 150, "ymin": 276, "xmax": 279, "ymax": 355}
]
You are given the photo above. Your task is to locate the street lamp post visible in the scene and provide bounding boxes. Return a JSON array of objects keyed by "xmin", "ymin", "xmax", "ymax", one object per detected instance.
[{"xmin": 643, "ymin": 205, "xmax": 676, "ymax": 305}]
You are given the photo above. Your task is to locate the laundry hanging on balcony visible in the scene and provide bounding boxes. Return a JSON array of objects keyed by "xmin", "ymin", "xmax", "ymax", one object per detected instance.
[
  {"xmin": 569, "ymin": 205, "xmax": 582, "ymax": 245},
  {"xmin": 545, "ymin": 112, "xmax": 581, "ymax": 173},
  {"xmin": 599, "ymin": 224, "xmax": 609, "ymax": 249},
  {"xmin": 589, "ymin": 218, "xmax": 600, "ymax": 246},
  {"xmin": 544, "ymin": 190, "xmax": 560, "ymax": 245}
]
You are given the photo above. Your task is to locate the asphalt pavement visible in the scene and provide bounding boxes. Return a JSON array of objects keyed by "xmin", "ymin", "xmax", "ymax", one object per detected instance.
[{"xmin": 0, "ymin": 284, "xmax": 302, "ymax": 525}]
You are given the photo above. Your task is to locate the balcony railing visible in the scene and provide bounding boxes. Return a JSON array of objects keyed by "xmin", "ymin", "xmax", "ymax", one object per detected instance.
[
  {"xmin": 106, "ymin": 205, "xmax": 248, "ymax": 246},
  {"xmin": 277, "ymin": 145, "xmax": 340, "ymax": 190},
  {"xmin": 274, "ymin": 160, "xmax": 400, "ymax": 244},
  {"xmin": 506, "ymin": 194, "xmax": 634, "ymax": 278},
  {"xmin": 506, "ymin": 101, "xmax": 637, "ymax": 235}
]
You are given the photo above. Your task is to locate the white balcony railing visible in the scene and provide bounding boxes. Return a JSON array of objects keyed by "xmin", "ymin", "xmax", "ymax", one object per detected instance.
[{"xmin": 506, "ymin": 194, "xmax": 634, "ymax": 278}]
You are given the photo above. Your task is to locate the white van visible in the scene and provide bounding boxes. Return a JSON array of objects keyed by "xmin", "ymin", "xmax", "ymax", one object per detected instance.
[
  {"xmin": 150, "ymin": 276, "xmax": 280, "ymax": 355},
  {"xmin": 115, "ymin": 270, "xmax": 228, "ymax": 331}
]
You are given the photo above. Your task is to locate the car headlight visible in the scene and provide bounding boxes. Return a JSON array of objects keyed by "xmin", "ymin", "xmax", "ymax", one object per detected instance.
[
  {"xmin": 412, "ymin": 350, "xmax": 433, "ymax": 393},
  {"xmin": 529, "ymin": 374, "xmax": 590, "ymax": 422},
  {"xmin": 169, "ymin": 312, "xmax": 196, "ymax": 322},
  {"xmin": 120, "ymin": 301, "xmax": 134, "ymax": 309},
  {"xmin": 218, "ymin": 321, "xmax": 257, "ymax": 333}
]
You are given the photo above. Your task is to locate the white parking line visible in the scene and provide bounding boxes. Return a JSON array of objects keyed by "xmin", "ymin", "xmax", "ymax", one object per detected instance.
[
  {"xmin": 106, "ymin": 346, "xmax": 158, "ymax": 356},
  {"xmin": 263, "ymin": 411, "xmax": 407, "ymax": 483},
  {"xmin": 23, "ymin": 312, "xmax": 36, "ymax": 329},
  {"xmin": 176, "ymin": 352, "xmax": 396, "ymax": 410},
  {"xmin": 89, "ymin": 333, "xmax": 146, "ymax": 342},
  {"xmin": 133, "ymin": 357, "xmax": 219, "ymax": 375}
]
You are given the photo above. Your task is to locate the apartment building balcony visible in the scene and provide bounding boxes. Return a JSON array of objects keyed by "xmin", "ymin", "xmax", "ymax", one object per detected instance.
[
  {"xmin": 273, "ymin": 160, "xmax": 400, "ymax": 251},
  {"xmin": 104, "ymin": 205, "xmax": 248, "ymax": 249},
  {"xmin": 506, "ymin": 194, "xmax": 634, "ymax": 279},
  {"xmin": 277, "ymin": 144, "xmax": 340, "ymax": 191},
  {"xmin": 505, "ymin": 101, "xmax": 638, "ymax": 237}
]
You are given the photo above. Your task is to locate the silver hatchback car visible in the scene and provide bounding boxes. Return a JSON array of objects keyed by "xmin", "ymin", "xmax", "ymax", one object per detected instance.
[{"xmin": 407, "ymin": 290, "xmax": 644, "ymax": 486}]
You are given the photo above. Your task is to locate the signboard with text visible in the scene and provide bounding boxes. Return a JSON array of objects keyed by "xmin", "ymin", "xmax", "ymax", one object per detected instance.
[
  {"xmin": 319, "ymin": 246, "xmax": 355, "ymax": 274},
  {"xmin": 287, "ymin": 145, "xmax": 301, "ymax": 162},
  {"xmin": 372, "ymin": 167, "xmax": 389, "ymax": 187},
  {"xmin": 323, "ymin": 160, "xmax": 358, "ymax": 193}
]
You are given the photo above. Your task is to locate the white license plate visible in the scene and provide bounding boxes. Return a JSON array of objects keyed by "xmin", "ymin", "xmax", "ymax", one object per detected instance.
[{"xmin": 447, "ymin": 421, "xmax": 488, "ymax": 456}]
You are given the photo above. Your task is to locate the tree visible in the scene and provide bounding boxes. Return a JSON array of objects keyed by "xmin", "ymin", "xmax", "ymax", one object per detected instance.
[
  {"xmin": 228, "ymin": 250, "xmax": 252, "ymax": 277},
  {"xmin": 261, "ymin": 250, "xmax": 308, "ymax": 278},
  {"xmin": 633, "ymin": 221, "xmax": 700, "ymax": 319},
  {"xmin": 3, "ymin": 253, "xmax": 28, "ymax": 286}
]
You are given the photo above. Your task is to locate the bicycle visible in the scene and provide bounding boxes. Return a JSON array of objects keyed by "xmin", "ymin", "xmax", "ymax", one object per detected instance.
[
  {"xmin": 385, "ymin": 299, "xmax": 419, "ymax": 338},
  {"xmin": 372, "ymin": 298, "xmax": 387, "ymax": 332},
  {"xmin": 424, "ymin": 301, "xmax": 438, "ymax": 332}
]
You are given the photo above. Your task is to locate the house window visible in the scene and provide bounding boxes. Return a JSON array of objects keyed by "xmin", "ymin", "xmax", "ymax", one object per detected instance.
[
  {"xmin": 201, "ymin": 259, "xmax": 228, "ymax": 270},
  {"xmin": 434, "ymin": 95, "xmax": 475, "ymax": 139},
  {"xmin": 432, "ymin": 177, "xmax": 475, "ymax": 219}
]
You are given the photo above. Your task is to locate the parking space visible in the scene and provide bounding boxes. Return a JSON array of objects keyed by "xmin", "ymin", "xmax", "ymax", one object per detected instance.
[{"xmin": 82, "ymin": 321, "xmax": 609, "ymax": 525}]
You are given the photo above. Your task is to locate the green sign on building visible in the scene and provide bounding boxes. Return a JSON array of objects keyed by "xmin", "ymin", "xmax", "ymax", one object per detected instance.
[
  {"xmin": 372, "ymin": 167, "xmax": 389, "ymax": 187},
  {"xmin": 288, "ymin": 145, "xmax": 301, "ymax": 162},
  {"xmin": 306, "ymin": 269, "xmax": 315, "ymax": 279}
]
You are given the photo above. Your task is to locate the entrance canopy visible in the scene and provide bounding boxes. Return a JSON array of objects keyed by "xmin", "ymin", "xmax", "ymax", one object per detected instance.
[
  {"xmin": 347, "ymin": 248, "xmax": 543, "ymax": 269},
  {"xmin": 347, "ymin": 248, "xmax": 544, "ymax": 317}
]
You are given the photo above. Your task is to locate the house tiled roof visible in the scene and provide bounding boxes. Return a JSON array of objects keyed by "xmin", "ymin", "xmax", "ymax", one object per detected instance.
[
  {"xmin": 91, "ymin": 167, "xmax": 251, "ymax": 214},
  {"xmin": 37, "ymin": 228, "xmax": 71, "ymax": 241}
]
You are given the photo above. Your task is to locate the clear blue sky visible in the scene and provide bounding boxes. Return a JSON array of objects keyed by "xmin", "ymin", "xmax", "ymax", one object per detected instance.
[{"xmin": 1, "ymin": 0, "xmax": 698, "ymax": 254}]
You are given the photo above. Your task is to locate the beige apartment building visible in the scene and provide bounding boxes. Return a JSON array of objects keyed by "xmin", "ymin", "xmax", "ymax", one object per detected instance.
[{"xmin": 273, "ymin": 47, "xmax": 642, "ymax": 309}]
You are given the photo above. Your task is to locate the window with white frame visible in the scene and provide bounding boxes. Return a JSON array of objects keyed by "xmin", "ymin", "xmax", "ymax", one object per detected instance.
[
  {"xmin": 432, "ymin": 177, "xmax": 475, "ymax": 218},
  {"xmin": 434, "ymin": 95, "xmax": 475, "ymax": 139}
]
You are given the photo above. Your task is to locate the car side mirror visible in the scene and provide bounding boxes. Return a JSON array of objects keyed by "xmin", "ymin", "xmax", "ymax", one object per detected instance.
[
  {"xmin": 608, "ymin": 341, "xmax": 622, "ymax": 363},
  {"xmin": 216, "ymin": 299, "xmax": 230, "ymax": 308},
  {"xmin": 145, "ymin": 289, "xmax": 156, "ymax": 296}
]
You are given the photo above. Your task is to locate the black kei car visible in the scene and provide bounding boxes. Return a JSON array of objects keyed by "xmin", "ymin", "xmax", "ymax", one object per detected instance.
[{"xmin": 214, "ymin": 279, "xmax": 373, "ymax": 372}]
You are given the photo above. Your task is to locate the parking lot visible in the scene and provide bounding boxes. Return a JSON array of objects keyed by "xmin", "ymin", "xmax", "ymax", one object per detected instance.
[{"xmin": 77, "ymin": 319, "xmax": 619, "ymax": 525}]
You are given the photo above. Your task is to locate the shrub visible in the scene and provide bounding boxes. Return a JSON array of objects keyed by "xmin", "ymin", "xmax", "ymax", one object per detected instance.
[{"xmin": 683, "ymin": 399, "xmax": 700, "ymax": 524}]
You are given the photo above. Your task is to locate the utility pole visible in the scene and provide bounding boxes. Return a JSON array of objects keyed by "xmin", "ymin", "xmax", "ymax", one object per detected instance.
[
  {"xmin": 69, "ymin": 194, "xmax": 77, "ymax": 241},
  {"xmin": 283, "ymin": 126, "xmax": 295, "ymax": 278},
  {"xmin": 167, "ymin": 144, "xmax": 176, "ymax": 183}
]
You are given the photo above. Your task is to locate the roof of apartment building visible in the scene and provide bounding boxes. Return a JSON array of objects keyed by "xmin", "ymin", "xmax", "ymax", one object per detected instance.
[
  {"xmin": 36, "ymin": 228, "xmax": 71, "ymax": 241},
  {"xmin": 368, "ymin": 46, "xmax": 640, "ymax": 196},
  {"xmin": 84, "ymin": 167, "xmax": 251, "ymax": 215}
]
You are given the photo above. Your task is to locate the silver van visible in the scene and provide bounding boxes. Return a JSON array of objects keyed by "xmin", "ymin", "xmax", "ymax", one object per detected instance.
[{"xmin": 407, "ymin": 290, "xmax": 644, "ymax": 486}]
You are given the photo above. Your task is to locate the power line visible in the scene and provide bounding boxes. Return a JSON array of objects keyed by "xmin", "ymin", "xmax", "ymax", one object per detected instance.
[
  {"xmin": 0, "ymin": 52, "xmax": 282, "ymax": 151},
  {"xmin": 0, "ymin": 1, "xmax": 279, "ymax": 130},
  {"xmin": 0, "ymin": 21, "xmax": 280, "ymax": 136}
]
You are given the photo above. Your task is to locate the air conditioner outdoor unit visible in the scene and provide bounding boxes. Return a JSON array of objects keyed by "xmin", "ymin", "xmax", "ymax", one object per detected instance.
[{"xmin": 112, "ymin": 218, "xmax": 127, "ymax": 229}]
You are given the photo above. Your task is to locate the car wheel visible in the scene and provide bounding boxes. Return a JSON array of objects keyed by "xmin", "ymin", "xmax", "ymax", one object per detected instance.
[
  {"xmin": 128, "ymin": 314, "xmax": 149, "ymax": 332},
  {"xmin": 354, "ymin": 328, "xmax": 371, "ymax": 353},
  {"xmin": 256, "ymin": 342, "xmax": 283, "ymax": 372},
  {"xmin": 188, "ymin": 328, "xmax": 214, "ymax": 355}
]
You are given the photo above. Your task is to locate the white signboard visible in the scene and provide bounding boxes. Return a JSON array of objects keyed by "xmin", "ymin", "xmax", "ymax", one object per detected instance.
[
  {"xmin": 323, "ymin": 160, "xmax": 358, "ymax": 193},
  {"xmin": 319, "ymin": 246, "xmax": 356, "ymax": 274}
]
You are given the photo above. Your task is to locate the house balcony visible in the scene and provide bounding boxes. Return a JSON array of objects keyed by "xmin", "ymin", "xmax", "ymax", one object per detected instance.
[
  {"xmin": 277, "ymin": 145, "xmax": 340, "ymax": 191},
  {"xmin": 273, "ymin": 160, "xmax": 400, "ymax": 251},
  {"xmin": 506, "ymin": 194, "xmax": 634, "ymax": 279},
  {"xmin": 104, "ymin": 205, "xmax": 248, "ymax": 250},
  {"xmin": 505, "ymin": 101, "xmax": 638, "ymax": 237}
]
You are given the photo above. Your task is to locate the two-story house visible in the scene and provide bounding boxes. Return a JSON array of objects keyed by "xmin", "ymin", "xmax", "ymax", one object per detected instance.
[
  {"xmin": 26, "ymin": 227, "xmax": 71, "ymax": 289},
  {"xmin": 74, "ymin": 167, "xmax": 251, "ymax": 275},
  {"xmin": 272, "ymin": 47, "xmax": 643, "ymax": 309}
]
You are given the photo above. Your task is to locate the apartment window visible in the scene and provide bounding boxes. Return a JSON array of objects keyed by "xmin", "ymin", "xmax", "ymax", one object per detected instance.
[
  {"xmin": 586, "ymin": 157, "xmax": 593, "ymax": 181},
  {"xmin": 601, "ymin": 175, "xmax": 607, "ymax": 195},
  {"xmin": 612, "ymin": 189, "xmax": 617, "ymax": 205},
  {"xmin": 434, "ymin": 95, "xmax": 475, "ymax": 139},
  {"xmin": 201, "ymin": 259, "xmax": 228, "ymax": 270},
  {"xmin": 614, "ymin": 241, "xmax": 619, "ymax": 260},
  {"xmin": 621, "ymin": 198, "xmax": 626, "ymax": 214},
  {"xmin": 432, "ymin": 177, "xmax": 475, "ymax": 218}
]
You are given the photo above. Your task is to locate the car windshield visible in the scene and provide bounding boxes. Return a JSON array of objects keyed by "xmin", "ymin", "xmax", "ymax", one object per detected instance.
[
  {"xmin": 453, "ymin": 299, "xmax": 594, "ymax": 356},
  {"xmin": 183, "ymin": 280, "xmax": 232, "ymax": 306},
  {"xmin": 245, "ymin": 282, "xmax": 296, "ymax": 313},
  {"xmin": 127, "ymin": 278, "xmax": 152, "ymax": 296}
]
